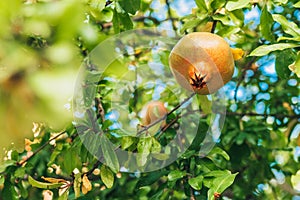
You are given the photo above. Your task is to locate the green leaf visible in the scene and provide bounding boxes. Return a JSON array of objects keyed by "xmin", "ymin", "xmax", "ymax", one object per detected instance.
[
  {"xmin": 85, "ymin": 71, "xmax": 102, "ymax": 84},
  {"xmin": 28, "ymin": 176, "xmax": 64, "ymax": 189},
  {"xmin": 288, "ymin": 51, "xmax": 300, "ymax": 78},
  {"xmin": 102, "ymin": 120, "xmax": 113, "ymax": 130},
  {"xmin": 180, "ymin": 18, "xmax": 201, "ymax": 34},
  {"xmin": 113, "ymin": 9, "xmax": 120, "ymax": 33},
  {"xmin": 60, "ymin": 147, "xmax": 82, "ymax": 175},
  {"xmin": 188, "ymin": 175, "xmax": 203, "ymax": 190},
  {"xmin": 83, "ymin": 85, "xmax": 97, "ymax": 108},
  {"xmin": 225, "ymin": 0, "xmax": 250, "ymax": 11},
  {"xmin": 212, "ymin": 14, "xmax": 231, "ymax": 25},
  {"xmin": 118, "ymin": 0, "xmax": 140, "ymax": 14},
  {"xmin": 149, "ymin": 189, "xmax": 164, "ymax": 200},
  {"xmin": 136, "ymin": 170, "xmax": 169, "ymax": 188},
  {"xmin": 260, "ymin": 6, "xmax": 274, "ymax": 41},
  {"xmin": 73, "ymin": 172, "xmax": 81, "ymax": 198},
  {"xmin": 48, "ymin": 143, "xmax": 63, "ymax": 166},
  {"xmin": 273, "ymin": 0, "xmax": 288, "ymax": 4},
  {"xmin": 85, "ymin": 108, "xmax": 101, "ymax": 134},
  {"xmin": 99, "ymin": 8, "xmax": 114, "ymax": 22},
  {"xmin": 208, "ymin": 147, "xmax": 230, "ymax": 161},
  {"xmin": 207, "ymin": 172, "xmax": 238, "ymax": 200},
  {"xmin": 18, "ymin": 181, "xmax": 29, "ymax": 199},
  {"xmin": 100, "ymin": 165, "xmax": 114, "ymax": 188},
  {"xmin": 249, "ymin": 43, "xmax": 300, "ymax": 56},
  {"xmin": 2, "ymin": 178, "xmax": 18, "ymax": 200},
  {"xmin": 229, "ymin": 9, "xmax": 244, "ymax": 26},
  {"xmin": 275, "ymin": 49, "xmax": 295, "ymax": 79},
  {"xmin": 80, "ymin": 130, "xmax": 102, "ymax": 158},
  {"xmin": 0, "ymin": 160, "xmax": 16, "ymax": 173},
  {"xmin": 14, "ymin": 167, "xmax": 26, "ymax": 178},
  {"xmin": 210, "ymin": 0, "xmax": 226, "ymax": 10},
  {"xmin": 277, "ymin": 36, "xmax": 300, "ymax": 42},
  {"xmin": 181, "ymin": 150, "xmax": 196, "ymax": 159},
  {"xmin": 195, "ymin": 0, "xmax": 208, "ymax": 11},
  {"xmin": 119, "ymin": 12, "xmax": 133, "ymax": 30},
  {"xmin": 89, "ymin": 0, "xmax": 106, "ymax": 12},
  {"xmin": 294, "ymin": 1, "xmax": 300, "ymax": 8},
  {"xmin": 151, "ymin": 137, "xmax": 161, "ymax": 153},
  {"xmin": 167, "ymin": 170, "xmax": 187, "ymax": 182},
  {"xmin": 272, "ymin": 14, "xmax": 300, "ymax": 37},
  {"xmin": 204, "ymin": 170, "xmax": 231, "ymax": 177},
  {"xmin": 121, "ymin": 136, "xmax": 135, "ymax": 150},
  {"xmin": 137, "ymin": 137, "xmax": 152, "ymax": 167},
  {"xmin": 100, "ymin": 135, "xmax": 120, "ymax": 173},
  {"xmin": 0, "ymin": 176, "xmax": 4, "ymax": 185},
  {"xmin": 198, "ymin": 95, "xmax": 212, "ymax": 115},
  {"xmin": 180, "ymin": 17, "xmax": 208, "ymax": 34}
]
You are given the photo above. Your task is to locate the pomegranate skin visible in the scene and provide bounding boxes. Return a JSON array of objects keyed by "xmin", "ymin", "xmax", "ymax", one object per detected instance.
[{"xmin": 169, "ymin": 32, "xmax": 234, "ymax": 95}]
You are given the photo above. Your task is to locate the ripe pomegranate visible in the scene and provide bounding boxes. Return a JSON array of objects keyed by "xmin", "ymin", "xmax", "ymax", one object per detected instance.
[{"xmin": 169, "ymin": 32, "xmax": 235, "ymax": 95}]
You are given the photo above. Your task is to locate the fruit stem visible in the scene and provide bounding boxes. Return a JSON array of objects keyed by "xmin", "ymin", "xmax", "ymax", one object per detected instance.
[{"xmin": 211, "ymin": 20, "xmax": 217, "ymax": 33}]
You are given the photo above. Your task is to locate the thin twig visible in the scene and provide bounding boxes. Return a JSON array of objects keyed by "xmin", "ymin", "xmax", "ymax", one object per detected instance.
[
  {"xmin": 166, "ymin": 0, "xmax": 177, "ymax": 31},
  {"xmin": 234, "ymin": 57, "xmax": 257, "ymax": 102},
  {"xmin": 105, "ymin": 0, "xmax": 113, "ymax": 7},
  {"xmin": 225, "ymin": 111, "xmax": 299, "ymax": 119},
  {"xmin": 160, "ymin": 114, "xmax": 181, "ymax": 134},
  {"xmin": 184, "ymin": 164, "xmax": 195, "ymax": 200},
  {"xmin": 185, "ymin": 109, "xmax": 298, "ymax": 119},
  {"xmin": 95, "ymin": 97, "xmax": 105, "ymax": 122},
  {"xmin": 100, "ymin": 16, "xmax": 179, "ymax": 30},
  {"xmin": 86, "ymin": 160, "xmax": 102, "ymax": 177},
  {"xmin": 17, "ymin": 130, "xmax": 67, "ymax": 166}
]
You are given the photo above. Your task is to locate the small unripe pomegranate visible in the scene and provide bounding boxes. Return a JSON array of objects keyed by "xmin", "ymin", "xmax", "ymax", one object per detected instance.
[{"xmin": 143, "ymin": 101, "xmax": 168, "ymax": 126}]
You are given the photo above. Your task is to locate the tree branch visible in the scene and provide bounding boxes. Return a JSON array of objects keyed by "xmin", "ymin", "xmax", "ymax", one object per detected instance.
[{"xmin": 165, "ymin": 0, "xmax": 177, "ymax": 31}]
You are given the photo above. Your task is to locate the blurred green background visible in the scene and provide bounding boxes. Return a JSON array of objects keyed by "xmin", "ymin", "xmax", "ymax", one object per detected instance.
[{"xmin": 0, "ymin": 0, "xmax": 89, "ymax": 153}]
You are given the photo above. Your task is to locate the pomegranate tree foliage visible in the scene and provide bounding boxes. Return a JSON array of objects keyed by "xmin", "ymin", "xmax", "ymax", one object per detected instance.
[{"xmin": 0, "ymin": 0, "xmax": 300, "ymax": 199}]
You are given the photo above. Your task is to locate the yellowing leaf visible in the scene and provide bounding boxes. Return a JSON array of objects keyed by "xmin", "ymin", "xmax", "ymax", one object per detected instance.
[
  {"xmin": 231, "ymin": 48, "xmax": 244, "ymax": 60},
  {"xmin": 42, "ymin": 176, "xmax": 67, "ymax": 184},
  {"xmin": 196, "ymin": 21, "xmax": 213, "ymax": 32},
  {"xmin": 81, "ymin": 174, "xmax": 92, "ymax": 194},
  {"xmin": 73, "ymin": 172, "xmax": 81, "ymax": 198},
  {"xmin": 28, "ymin": 176, "xmax": 64, "ymax": 189}
]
